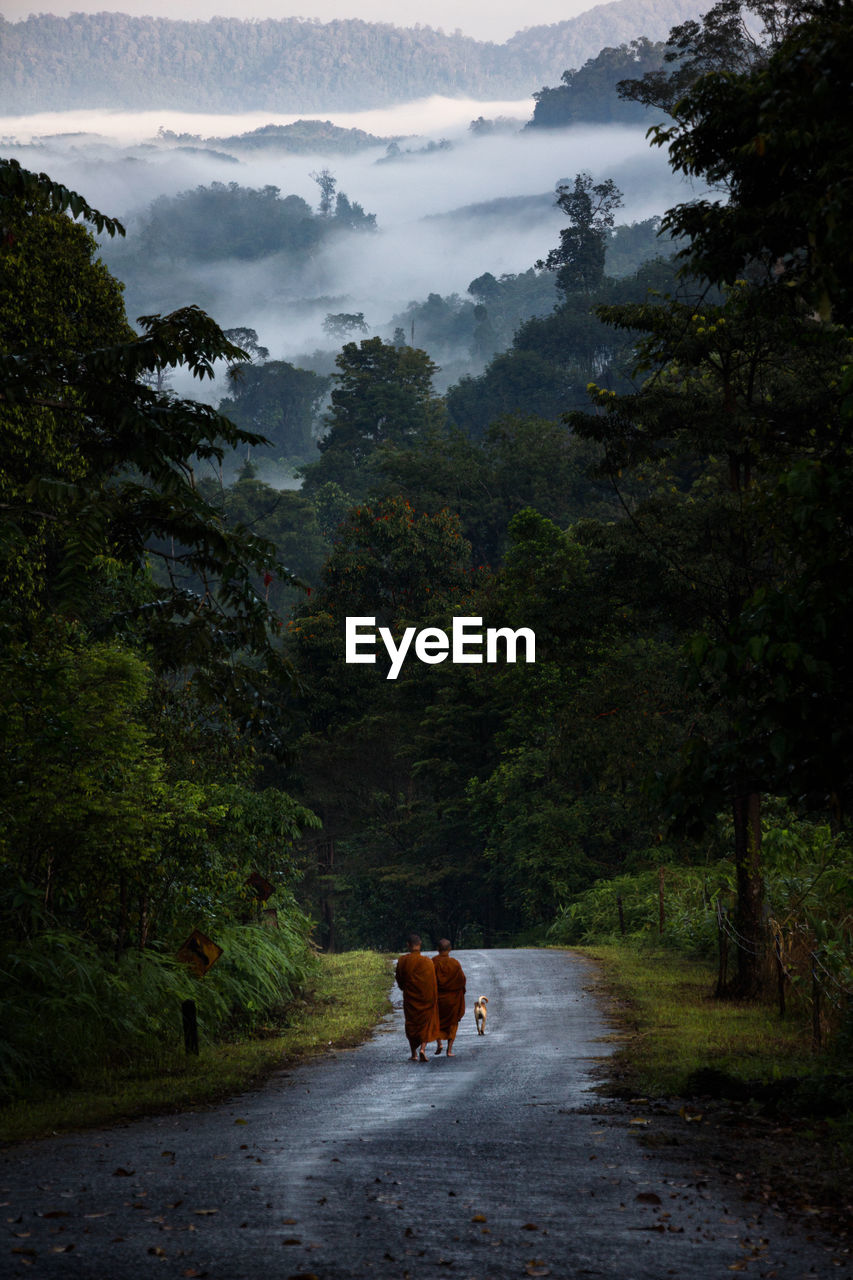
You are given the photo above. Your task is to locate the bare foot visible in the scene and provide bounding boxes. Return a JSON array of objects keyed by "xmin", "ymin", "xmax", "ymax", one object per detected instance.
[
  {"xmin": 434, "ymin": 1046, "xmax": 443, "ymax": 1055},
  {"xmin": 419, "ymin": 1051, "xmax": 428, "ymax": 1062},
  {"xmin": 447, "ymin": 1050, "xmax": 456, "ymax": 1057}
]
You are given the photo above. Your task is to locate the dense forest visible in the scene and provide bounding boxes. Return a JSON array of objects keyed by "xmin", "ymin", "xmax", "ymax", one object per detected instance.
[
  {"xmin": 0, "ymin": 0, "xmax": 700, "ymax": 111},
  {"xmin": 3, "ymin": 0, "xmax": 853, "ymax": 1101}
]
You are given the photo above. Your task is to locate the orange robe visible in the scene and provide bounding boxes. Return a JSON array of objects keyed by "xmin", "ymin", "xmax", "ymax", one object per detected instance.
[
  {"xmin": 432, "ymin": 954, "xmax": 466, "ymax": 1035},
  {"xmin": 395, "ymin": 952, "xmax": 440, "ymax": 1048}
]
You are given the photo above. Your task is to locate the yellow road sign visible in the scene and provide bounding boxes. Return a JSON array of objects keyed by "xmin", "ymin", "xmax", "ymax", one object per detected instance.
[{"xmin": 177, "ymin": 929, "xmax": 223, "ymax": 977}]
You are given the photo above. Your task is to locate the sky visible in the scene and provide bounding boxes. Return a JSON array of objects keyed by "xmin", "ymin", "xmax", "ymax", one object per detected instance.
[{"xmin": 1, "ymin": 0, "xmax": 599, "ymax": 43}]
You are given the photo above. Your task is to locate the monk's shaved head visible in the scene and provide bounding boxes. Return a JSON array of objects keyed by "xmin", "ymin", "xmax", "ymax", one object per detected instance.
[
  {"xmin": 437, "ymin": 938, "xmax": 452, "ymax": 952},
  {"xmin": 407, "ymin": 932, "xmax": 422, "ymax": 949}
]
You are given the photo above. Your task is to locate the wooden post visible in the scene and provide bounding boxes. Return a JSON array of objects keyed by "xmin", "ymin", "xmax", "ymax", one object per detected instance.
[
  {"xmin": 812, "ymin": 961, "xmax": 822, "ymax": 1052},
  {"xmin": 182, "ymin": 998, "xmax": 199, "ymax": 1055},
  {"xmin": 658, "ymin": 866, "xmax": 665, "ymax": 935},
  {"xmin": 716, "ymin": 903, "xmax": 728, "ymax": 997},
  {"xmin": 617, "ymin": 895, "xmax": 626, "ymax": 936},
  {"xmin": 775, "ymin": 935, "xmax": 785, "ymax": 1018}
]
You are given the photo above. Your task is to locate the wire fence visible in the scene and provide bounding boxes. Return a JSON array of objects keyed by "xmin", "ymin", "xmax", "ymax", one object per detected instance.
[{"xmin": 715, "ymin": 901, "xmax": 853, "ymax": 1050}]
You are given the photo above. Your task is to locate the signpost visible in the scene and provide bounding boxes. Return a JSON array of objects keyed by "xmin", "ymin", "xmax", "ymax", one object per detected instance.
[{"xmin": 176, "ymin": 929, "xmax": 223, "ymax": 1055}]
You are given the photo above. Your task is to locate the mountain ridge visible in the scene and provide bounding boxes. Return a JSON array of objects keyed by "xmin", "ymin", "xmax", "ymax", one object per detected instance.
[{"xmin": 0, "ymin": 0, "xmax": 705, "ymax": 113}]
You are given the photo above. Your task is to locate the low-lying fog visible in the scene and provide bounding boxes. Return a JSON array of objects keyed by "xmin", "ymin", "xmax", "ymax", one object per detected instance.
[{"xmin": 1, "ymin": 96, "xmax": 697, "ymax": 401}]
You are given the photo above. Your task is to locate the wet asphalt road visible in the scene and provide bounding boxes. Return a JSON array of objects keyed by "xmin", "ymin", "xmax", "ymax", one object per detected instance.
[{"xmin": 1, "ymin": 948, "xmax": 847, "ymax": 1279}]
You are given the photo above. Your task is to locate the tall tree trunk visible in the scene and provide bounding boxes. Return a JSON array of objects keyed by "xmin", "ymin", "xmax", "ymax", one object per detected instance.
[{"xmin": 730, "ymin": 790, "xmax": 763, "ymax": 996}]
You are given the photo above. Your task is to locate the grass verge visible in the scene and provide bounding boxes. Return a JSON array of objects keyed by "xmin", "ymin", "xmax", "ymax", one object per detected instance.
[
  {"xmin": 577, "ymin": 942, "xmax": 853, "ymax": 1245},
  {"xmin": 579, "ymin": 942, "xmax": 817, "ymax": 1097},
  {"xmin": 0, "ymin": 949, "xmax": 392, "ymax": 1146}
]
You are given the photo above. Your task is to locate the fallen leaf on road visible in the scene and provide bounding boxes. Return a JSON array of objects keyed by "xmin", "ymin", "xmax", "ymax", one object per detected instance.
[
  {"xmin": 234, "ymin": 1119, "xmax": 248, "ymax": 1125},
  {"xmin": 113, "ymin": 1168, "xmax": 135, "ymax": 1176},
  {"xmin": 521, "ymin": 1223, "xmax": 539, "ymax": 1230},
  {"xmin": 471, "ymin": 1214, "xmax": 486, "ymax": 1222},
  {"xmin": 636, "ymin": 1193, "xmax": 662, "ymax": 1206},
  {"xmin": 629, "ymin": 1118, "xmax": 650, "ymax": 1126},
  {"xmin": 193, "ymin": 1209, "xmax": 218, "ymax": 1216}
]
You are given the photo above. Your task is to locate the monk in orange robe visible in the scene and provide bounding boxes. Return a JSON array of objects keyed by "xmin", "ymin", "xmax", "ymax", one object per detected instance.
[
  {"xmin": 432, "ymin": 938, "xmax": 466, "ymax": 1057},
  {"xmin": 395, "ymin": 933, "xmax": 440, "ymax": 1061}
]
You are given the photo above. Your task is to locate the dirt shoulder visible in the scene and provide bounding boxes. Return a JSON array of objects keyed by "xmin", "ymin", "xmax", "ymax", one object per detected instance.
[{"xmin": 579, "ymin": 943, "xmax": 853, "ymax": 1259}]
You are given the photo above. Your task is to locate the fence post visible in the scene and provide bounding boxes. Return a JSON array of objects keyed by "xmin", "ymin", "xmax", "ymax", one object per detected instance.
[
  {"xmin": 811, "ymin": 959, "xmax": 822, "ymax": 1051},
  {"xmin": 617, "ymin": 895, "xmax": 626, "ymax": 936},
  {"xmin": 658, "ymin": 866, "xmax": 665, "ymax": 935},
  {"xmin": 774, "ymin": 935, "xmax": 785, "ymax": 1018},
  {"xmin": 716, "ymin": 902, "xmax": 728, "ymax": 997},
  {"xmin": 182, "ymin": 998, "xmax": 199, "ymax": 1055}
]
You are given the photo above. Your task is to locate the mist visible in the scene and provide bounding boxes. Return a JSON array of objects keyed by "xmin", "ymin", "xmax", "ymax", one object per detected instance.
[{"xmin": 1, "ymin": 97, "xmax": 697, "ymax": 403}]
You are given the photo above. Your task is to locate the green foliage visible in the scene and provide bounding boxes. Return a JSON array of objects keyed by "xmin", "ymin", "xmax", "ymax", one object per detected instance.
[
  {"xmin": 537, "ymin": 173, "xmax": 624, "ymax": 295},
  {"xmin": 0, "ymin": 918, "xmax": 317, "ymax": 1099},
  {"xmin": 377, "ymin": 415, "xmax": 613, "ymax": 565},
  {"xmin": 0, "ymin": 8, "xmax": 700, "ymax": 113},
  {"xmin": 301, "ymin": 338, "xmax": 445, "ymax": 496},
  {"xmin": 218, "ymin": 359, "xmax": 330, "ymax": 465},
  {"xmin": 549, "ymin": 864, "xmax": 726, "ymax": 954},
  {"xmin": 446, "ymin": 255, "xmax": 682, "ymax": 436},
  {"xmin": 0, "ymin": 156, "xmax": 125, "ymax": 238},
  {"xmin": 1, "ymin": 160, "xmax": 305, "ymax": 734},
  {"xmin": 529, "ymin": 38, "xmax": 667, "ymax": 127},
  {"xmin": 127, "ymin": 181, "xmax": 374, "ymax": 263},
  {"xmin": 616, "ymin": 0, "xmax": 785, "ymax": 114},
  {"xmin": 0, "ymin": 158, "xmax": 323, "ymax": 1107},
  {"xmin": 650, "ymin": 0, "xmax": 853, "ymax": 323}
]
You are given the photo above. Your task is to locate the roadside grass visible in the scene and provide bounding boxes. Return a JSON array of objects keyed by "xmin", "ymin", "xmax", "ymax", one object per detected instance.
[
  {"xmin": 580, "ymin": 943, "xmax": 818, "ymax": 1097},
  {"xmin": 0, "ymin": 949, "xmax": 392, "ymax": 1145}
]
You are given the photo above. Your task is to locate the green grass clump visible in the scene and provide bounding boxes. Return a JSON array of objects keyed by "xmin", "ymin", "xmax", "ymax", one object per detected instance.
[
  {"xmin": 0, "ymin": 916, "xmax": 318, "ymax": 1100},
  {"xmin": 582, "ymin": 943, "xmax": 816, "ymax": 1097},
  {"xmin": 0, "ymin": 949, "xmax": 392, "ymax": 1144}
]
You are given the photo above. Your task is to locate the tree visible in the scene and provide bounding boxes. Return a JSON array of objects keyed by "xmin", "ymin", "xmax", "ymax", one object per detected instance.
[
  {"xmin": 300, "ymin": 337, "xmax": 445, "ymax": 497},
  {"xmin": 536, "ymin": 173, "xmax": 623, "ymax": 296},
  {"xmin": 218, "ymin": 359, "xmax": 330, "ymax": 464},
  {"xmin": 223, "ymin": 326, "xmax": 270, "ymax": 363},
  {"xmin": 617, "ymin": 0, "xmax": 808, "ymax": 114},
  {"xmin": 322, "ymin": 312, "xmax": 369, "ymax": 340},
  {"xmin": 0, "ymin": 160, "xmax": 320, "ymax": 974},
  {"xmin": 310, "ymin": 167, "xmax": 337, "ymax": 216},
  {"xmin": 1, "ymin": 157, "xmax": 302, "ymax": 741},
  {"xmin": 285, "ymin": 497, "xmax": 480, "ymax": 948},
  {"xmin": 569, "ymin": 287, "xmax": 849, "ymax": 993},
  {"xmin": 650, "ymin": 0, "xmax": 853, "ymax": 324},
  {"xmin": 528, "ymin": 38, "xmax": 668, "ymax": 128}
]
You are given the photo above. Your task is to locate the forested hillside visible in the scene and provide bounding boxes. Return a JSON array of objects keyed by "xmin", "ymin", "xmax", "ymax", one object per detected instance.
[
  {"xmin": 3, "ymin": 0, "xmax": 853, "ymax": 1107},
  {"xmin": 0, "ymin": 0, "xmax": 702, "ymax": 111}
]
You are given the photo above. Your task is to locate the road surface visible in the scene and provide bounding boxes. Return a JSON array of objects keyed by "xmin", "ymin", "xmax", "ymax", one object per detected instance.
[{"xmin": 1, "ymin": 948, "xmax": 845, "ymax": 1278}]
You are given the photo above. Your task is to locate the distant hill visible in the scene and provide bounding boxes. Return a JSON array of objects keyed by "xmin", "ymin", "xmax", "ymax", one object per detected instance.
[
  {"xmin": 0, "ymin": 0, "xmax": 705, "ymax": 114},
  {"xmin": 159, "ymin": 121, "xmax": 394, "ymax": 155}
]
